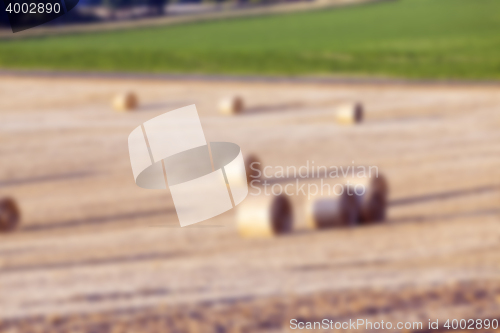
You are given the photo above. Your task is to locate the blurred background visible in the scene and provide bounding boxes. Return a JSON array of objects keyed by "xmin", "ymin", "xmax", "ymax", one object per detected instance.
[{"xmin": 1, "ymin": 0, "xmax": 500, "ymax": 332}]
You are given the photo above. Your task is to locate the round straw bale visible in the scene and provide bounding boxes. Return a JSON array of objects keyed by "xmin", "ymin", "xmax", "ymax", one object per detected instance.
[
  {"xmin": 218, "ymin": 96, "xmax": 244, "ymax": 115},
  {"xmin": 113, "ymin": 92, "xmax": 138, "ymax": 112},
  {"xmin": 0, "ymin": 197, "xmax": 20, "ymax": 232},
  {"xmin": 244, "ymin": 154, "xmax": 261, "ymax": 184},
  {"xmin": 345, "ymin": 174, "xmax": 388, "ymax": 223},
  {"xmin": 306, "ymin": 191, "xmax": 358, "ymax": 229},
  {"xmin": 335, "ymin": 102, "xmax": 363, "ymax": 125},
  {"xmin": 237, "ymin": 194, "xmax": 293, "ymax": 238}
]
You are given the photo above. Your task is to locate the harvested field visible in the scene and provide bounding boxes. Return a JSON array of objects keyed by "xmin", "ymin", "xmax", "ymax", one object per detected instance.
[{"xmin": 0, "ymin": 75, "xmax": 499, "ymax": 332}]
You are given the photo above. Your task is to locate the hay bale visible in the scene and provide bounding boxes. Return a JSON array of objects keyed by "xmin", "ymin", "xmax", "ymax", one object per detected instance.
[
  {"xmin": 335, "ymin": 102, "xmax": 363, "ymax": 125},
  {"xmin": 0, "ymin": 197, "xmax": 20, "ymax": 232},
  {"xmin": 113, "ymin": 92, "xmax": 138, "ymax": 112},
  {"xmin": 345, "ymin": 174, "xmax": 388, "ymax": 223},
  {"xmin": 236, "ymin": 194, "xmax": 293, "ymax": 238},
  {"xmin": 306, "ymin": 191, "xmax": 358, "ymax": 229},
  {"xmin": 218, "ymin": 96, "xmax": 244, "ymax": 115},
  {"xmin": 244, "ymin": 154, "xmax": 261, "ymax": 184}
]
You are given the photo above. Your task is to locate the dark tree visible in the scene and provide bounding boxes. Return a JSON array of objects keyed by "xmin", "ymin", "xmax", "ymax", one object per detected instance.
[
  {"xmin": 102, "ymin": 0, "xmax": 134, "ymax": 9},
  {"xmin": 145, "ymin": 0, "xmax": 169, "ymax": 15}
]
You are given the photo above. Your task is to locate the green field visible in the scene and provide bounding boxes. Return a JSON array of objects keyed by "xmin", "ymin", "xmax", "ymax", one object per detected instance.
[{"xmin": 1, "ymin": 0, "xmax": 500, "ymax": 79}]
